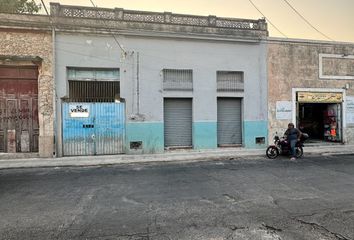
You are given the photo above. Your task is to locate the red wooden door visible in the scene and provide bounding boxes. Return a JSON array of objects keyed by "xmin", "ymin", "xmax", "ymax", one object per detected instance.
[{"xmin": 0, "ymin": 66, "xmax": 39, "ymax": 152}]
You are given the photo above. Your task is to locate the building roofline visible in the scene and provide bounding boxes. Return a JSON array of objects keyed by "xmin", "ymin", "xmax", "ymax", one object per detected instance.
[
  {"xmin": 267, "ymin": 37, "xmax": 354, "ymax": 46},
  {"xmin": 0, "ymin": 13, "xmax": 52, "ymax": 31},
  {"xmin": 50, "ymin": 2, "xmax": 262, "ymax": 23},
  {"xmin": 49, "ymin": 2, "xmax": 268, "ymax": 40}
]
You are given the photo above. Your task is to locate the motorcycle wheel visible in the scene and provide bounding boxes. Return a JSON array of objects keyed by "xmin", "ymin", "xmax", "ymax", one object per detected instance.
[
  {"xmin": 296, "ymin": 146, "xmax": 303, "ymax": 158},
  {"xmin": 266, "ymin": 146, "xmax": 279, "ymax": 159}
]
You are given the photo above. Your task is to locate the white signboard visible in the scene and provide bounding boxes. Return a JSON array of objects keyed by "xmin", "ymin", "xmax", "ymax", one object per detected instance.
[
  {"xmin": 346, "ymin": 96, "xmax": 354, "ymax": 124},
  {"xmin": 276, "ymin": 101, "xmax": 292, "ymax": 120},
  {"xmin": 69, "ymin": 104, "xmax": 90, "ymax": 118}
]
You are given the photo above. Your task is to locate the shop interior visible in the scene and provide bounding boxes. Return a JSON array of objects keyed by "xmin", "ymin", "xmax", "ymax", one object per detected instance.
[{"xmin": 297, "ymin": 103, "xmax": 342, "ymax": 142}]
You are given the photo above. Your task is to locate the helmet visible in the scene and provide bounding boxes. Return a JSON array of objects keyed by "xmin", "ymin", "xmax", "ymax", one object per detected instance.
[{"xmin": 288, "ymin": 123, "xmax": 294, "ymax": 127}]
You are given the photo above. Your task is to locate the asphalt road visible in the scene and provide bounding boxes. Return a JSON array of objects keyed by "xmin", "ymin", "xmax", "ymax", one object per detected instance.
[{"xmin": 1, "ymin": 155, "xmax": 354, "ymax": 240}]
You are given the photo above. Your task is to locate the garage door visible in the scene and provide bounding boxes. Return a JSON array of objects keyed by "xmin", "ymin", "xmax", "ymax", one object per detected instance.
[
  {"xmin": 164, "ymin": 98, "xmax": 192, "ymax": 147},
  {"xmin": 62, "ymin": 102, "xmax": 125, "ymax": 156},
  {"xmin": 217, "ymin": 98, "xmax": 242, "ymax": 146}
]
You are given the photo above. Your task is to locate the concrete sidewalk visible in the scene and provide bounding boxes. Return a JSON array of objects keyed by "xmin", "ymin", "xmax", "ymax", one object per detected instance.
[{"xmin": 0, "ymin": 144, "xmax": 353, "ymax": 170}]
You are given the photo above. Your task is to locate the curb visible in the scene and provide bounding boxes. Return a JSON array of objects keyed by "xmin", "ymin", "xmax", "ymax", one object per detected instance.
[
  {"xmin": 0, "ymin": 149, "xmax": 353, "ymax": 170},
  {"xmin": 0, "ymin": 152, "xmax": 263, "ymax": 170}
]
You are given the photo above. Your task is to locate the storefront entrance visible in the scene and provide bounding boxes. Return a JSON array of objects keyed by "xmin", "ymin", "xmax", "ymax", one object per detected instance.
[{"xmin": 296, "ymin": 92, "xmax": 343, "ymax": 143}]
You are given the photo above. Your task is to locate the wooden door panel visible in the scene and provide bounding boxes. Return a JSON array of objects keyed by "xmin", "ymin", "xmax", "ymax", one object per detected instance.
[
  {"xmin": 6, "ymin": 99, "xmax": 17, "ymax": 130},
  {"xmin": 0, "ymin": 80, "xmax": 17, "ymax": 97},
  {"xmin": 18, "ymin": 68, "xmax": 38, "ymax": 79},
  {"xmin": 0, "ymin": 66, "xmax": 39, "ymax": 153},
  {"xmin": 19, "ymin": 99, "xmax": 30, "ymax": 131},
  {"xmin": 0, "ymin": 66, "xmax": 38, "ymax": 80},
  {"xmin": 31, "ymin": 98, "xmax": 39, "ymax": 152},
  {"xmin": 6, "ymin": 99, "xmax": 17, "ymax": 152},
  {"xmin": 19, "ymin": 80, "xmax": 38, "ymax": 96},
  {"xmin": 0, "ymin": 99, "xmax": 5, "ymax": 152}
]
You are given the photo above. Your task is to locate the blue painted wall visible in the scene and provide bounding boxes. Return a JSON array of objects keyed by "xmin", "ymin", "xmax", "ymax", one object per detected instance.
[
  {"xmin": 125, "ymin": 120, "xmax": 268, "ymax": 153},
  {"xmin": 126, "ymin": 121, "xmax": 218, "ymax": 153},
  {"xmin": 243, "ymin": 120, "xmax": 268, "ymax": 148},
  {"xmin": 126, "ymin": 122, "xmax": 164, "ymax": 154},
  {"xmin": 193, "ymin": 122, "xmax": 217, "ymax": 149}
]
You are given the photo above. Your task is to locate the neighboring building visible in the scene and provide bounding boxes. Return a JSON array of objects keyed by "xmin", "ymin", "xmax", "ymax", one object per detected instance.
[
  {"xmin": 0, "ymin": 13, "xmax": 54, "ymax": 157},
  {"xmin": 50, "ymin": 3, "xmax": 269, "ymax": 156},
  {"xmin": 268, "ymin": 38, "xmax": 354, "ymax": 144}
]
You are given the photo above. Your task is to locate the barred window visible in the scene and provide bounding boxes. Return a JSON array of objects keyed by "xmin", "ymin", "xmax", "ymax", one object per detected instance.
[
  {"xmin": 67, "ymin": 68, "xmax": 120, "ymax": 102},
  {"xmin": 163, "ymin": 69, "xmax": 193, "ymax": 91},
  {"xmin": 68, "ymin": 81, "xmax": 120, "ymax": 102},
  {"xmin": 217, "ymin": 71, "xmax": 244, "ymax": 92}
]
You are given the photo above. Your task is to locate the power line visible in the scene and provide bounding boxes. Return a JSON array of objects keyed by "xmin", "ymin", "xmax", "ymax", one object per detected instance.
[
  {"xmin": 40, "ymin": 0, "xmax": 55, "ymax": 28},
  {"xmin": 281, "ymin": 0, "xmax": 334, "ymax": 41},
  {"xmin": 40, "ymin": 0, "xmax": 50, "ymax": 16},
  {"xmin": 248, "ymin": 0, "xmax": 288, "ymax": 38},
  {"xmin": 89, "ymin": 0, "xmax": 127, "ymax": 53}
]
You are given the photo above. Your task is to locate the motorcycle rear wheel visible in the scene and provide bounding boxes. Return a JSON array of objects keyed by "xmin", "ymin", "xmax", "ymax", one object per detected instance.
[
  {"xmin": 266, "ymin": 146, "xmax": 279, "ymax": 159},
  {"xmin": 296, "ymin": 146, "xmax": 303, "ymax": 158}
]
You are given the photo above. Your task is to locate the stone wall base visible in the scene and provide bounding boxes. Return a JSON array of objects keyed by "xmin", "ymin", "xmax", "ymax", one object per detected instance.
[
  {"xmin": 345, "ymin": 128, "xmax": 354, "ymax": 144},
  {"xmin": 39, "ymin": 136, "xmax": 54, "ymax": 158}
]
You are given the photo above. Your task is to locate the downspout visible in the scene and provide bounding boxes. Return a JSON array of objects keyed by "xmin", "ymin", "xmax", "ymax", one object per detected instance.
[
  {"xmin": 52, "ymin": 26, "xmax": 57, "ymax": 157},
  {"xmin": 136, "ymin": 51, "xmax": 140, "ymax": 114}
]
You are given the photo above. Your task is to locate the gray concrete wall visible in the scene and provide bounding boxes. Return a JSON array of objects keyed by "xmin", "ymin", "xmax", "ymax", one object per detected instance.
[{"xmin": 56, "ymin": 33, "xmax": 267, "ymax": 155}]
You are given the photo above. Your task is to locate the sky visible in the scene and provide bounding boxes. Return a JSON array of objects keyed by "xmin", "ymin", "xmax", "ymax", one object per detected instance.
[{"xmin": 40, "ymin": 0, "xmax": 354, "ymax": 43}]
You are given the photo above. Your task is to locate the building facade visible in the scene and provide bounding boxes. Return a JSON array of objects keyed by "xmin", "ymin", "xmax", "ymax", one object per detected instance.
[
  {"xmin": 0, "ymin": 13, "xmax": 54, "ymax": 157},
  {"xmin": 2, "ymin": 5, "xmax": 352, "ymax": 158},
  {"xmin": 268, "ymin": 38, "xmax": 354, "ymax": 144},
  {"xmin": 51, "ymin": 3, "xmax": 269, "ymax": 156}
]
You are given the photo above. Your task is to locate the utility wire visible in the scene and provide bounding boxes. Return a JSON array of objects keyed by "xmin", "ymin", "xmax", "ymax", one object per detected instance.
[
  {"xmin": 40, "ymin": 0, "xmax": 55, "ymax": 28},
  {"xmin": 281, "ymin": 0, "xmax": 334, "ymax": 41},
  {"xmin": 89, "ymin": 0, "xmax": 127, "ymax": 53},
  {"xmin": 40, "ymin": 0, "xmax": 50, "ymax": 16},
  {"xmin": 248, "ymin": 0, "xmax": 288, "ymax": 38}
]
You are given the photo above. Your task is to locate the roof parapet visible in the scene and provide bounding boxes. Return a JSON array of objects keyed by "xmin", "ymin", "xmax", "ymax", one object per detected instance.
[{"xmin": 50, "ymin": 3, "xmax": 267, "ymax": 32}]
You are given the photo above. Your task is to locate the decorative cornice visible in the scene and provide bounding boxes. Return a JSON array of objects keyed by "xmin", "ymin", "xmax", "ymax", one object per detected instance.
[{"xmin": 49, "ymin": 3, "xmax": 268, "ymax": 40}]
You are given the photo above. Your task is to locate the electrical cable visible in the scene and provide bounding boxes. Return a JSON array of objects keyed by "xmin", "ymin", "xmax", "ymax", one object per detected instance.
[
  {"xmin": 281, "ymin": 0, "xmax": 334, "ymax": 41},
  {"xmin": 89, "ymin": 0, "xmax": 127, "ymax": 53},
  {"xmin": 248, "ymin": 0, "xmax": 288, "ymax": 38},
  {"xmin": 40, "ymin": 0, "xmax": 50, "ymax": 16}
]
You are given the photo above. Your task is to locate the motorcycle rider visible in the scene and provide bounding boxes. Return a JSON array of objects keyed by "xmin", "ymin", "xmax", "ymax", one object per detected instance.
[{"xmin": 284, "ymin": 123, "xmax": 302, "ymax": 161}]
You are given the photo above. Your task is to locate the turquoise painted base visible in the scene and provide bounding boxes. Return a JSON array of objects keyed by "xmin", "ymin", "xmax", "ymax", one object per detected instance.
[
  {"xmin": 193, "ymin": 122, "xmax": 217, "ymax": 149},
  {"xmin": 126, "ymin": 122, "xmax": 164, "ymax": 154},
  {"xmin": 243, "ymin": 120, "xmax": 268, "ymax": 148},
  {"xmin": 125, "ymin": 120, "xmax": 268, "ymax": 154}
]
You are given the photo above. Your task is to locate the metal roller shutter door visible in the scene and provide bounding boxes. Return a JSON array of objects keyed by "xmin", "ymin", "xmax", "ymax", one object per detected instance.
[
  {"xmin": 217, "ymin": 98, "xmax": 242, "ymax": 145},
  {"xmin": 164, "ymin": 98, "xmax": 192, "ymax": 147}
]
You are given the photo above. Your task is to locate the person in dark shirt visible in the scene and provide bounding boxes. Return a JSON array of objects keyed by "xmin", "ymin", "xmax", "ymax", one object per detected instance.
[{"xmin": 284, "ymin": 123, "xmax": 302, "ymax": 161}]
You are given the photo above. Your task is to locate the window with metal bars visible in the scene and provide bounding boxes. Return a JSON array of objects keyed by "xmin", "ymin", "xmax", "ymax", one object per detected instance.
[
  {"xmin": 163, "ymin": 69, "xmax": 193, "ymax": 91},
  {"xmin": 217, "ymin": 71, "xmax": 244, "ymax": 92},
  {"xmin": 67, "ymin": 68, "xmax": 120, "ymax": 102},
  {"xmin": 68, "ymin": 81, "xmax": 120, "ymax": 102}
]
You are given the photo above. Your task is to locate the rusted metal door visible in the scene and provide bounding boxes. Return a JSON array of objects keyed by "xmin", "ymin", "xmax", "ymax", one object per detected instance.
[
  {"xmin": 0, "ymin": 66, "xmax": 39, "ymax": 153},
  {"xmin": 62, "ymin": 102, "xmax": 125, "ymax": 156}
]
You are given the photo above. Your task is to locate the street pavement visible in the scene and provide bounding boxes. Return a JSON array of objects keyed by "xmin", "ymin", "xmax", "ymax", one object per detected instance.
[
  {"xmin": 1, "ymin": 154, "xmax": 354, "ymax": 240},
  {"xmin": 1, "ymin": 143, "xmax": 354, "ymax": 170}
]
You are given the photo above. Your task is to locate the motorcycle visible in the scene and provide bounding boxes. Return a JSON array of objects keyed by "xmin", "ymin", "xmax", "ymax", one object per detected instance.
[{"xmin": 266, "ymin": 132, "xmax": 309, "ymax": 159}]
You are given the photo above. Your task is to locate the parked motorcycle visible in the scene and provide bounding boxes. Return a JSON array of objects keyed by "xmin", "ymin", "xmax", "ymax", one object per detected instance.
[{"xmin": 266, "ymin": 132, "xmax": 309, "ymax": 159}]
